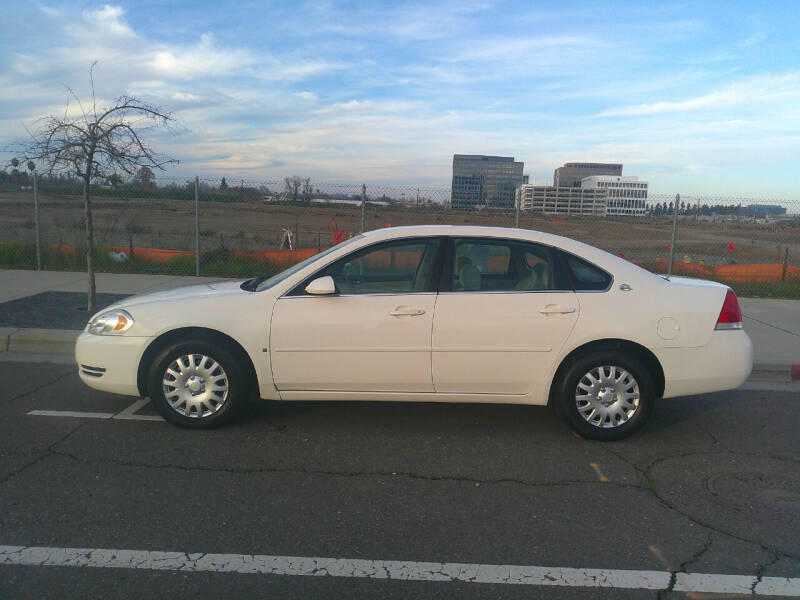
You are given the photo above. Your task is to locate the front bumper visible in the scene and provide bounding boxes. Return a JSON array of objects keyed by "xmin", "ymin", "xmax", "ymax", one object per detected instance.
[
  {"xmin": 655, "ymin": 329, "xmax": 753, "ymax": 399},
  {"xmin": 75, "ymin": 331, "xmax": 151, "ymax": 397}
]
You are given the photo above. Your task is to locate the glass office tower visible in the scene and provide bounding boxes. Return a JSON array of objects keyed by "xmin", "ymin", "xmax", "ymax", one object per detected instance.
[{"xmin": 452, "ymin": 155, "xmax": 526, "ymax": 209}]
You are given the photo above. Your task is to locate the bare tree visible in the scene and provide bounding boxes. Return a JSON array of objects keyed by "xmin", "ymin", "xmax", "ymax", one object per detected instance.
[
  {"xmin": 16, "ymin": 64, "xmax": 177, "ymax": 312},
  {"xmin": 132, "ymin": 166, "xmax": 156, "ymax": 190},
  {"xmin": 302, "ymin": 177, "xmax": 313, "ymax": 202},
  {"xmin": 284, "ymin": 175, "xmax": 302, "ymax": 202}
]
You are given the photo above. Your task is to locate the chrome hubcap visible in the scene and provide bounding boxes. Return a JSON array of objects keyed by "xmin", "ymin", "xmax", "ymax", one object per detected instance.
[
  {"xmin": 162, "ymin": 354, "xmax": 229, "ymax": 418},
  {"xmin": 575, "ymin": 365, "xmax": 640, "ymax": 428}
]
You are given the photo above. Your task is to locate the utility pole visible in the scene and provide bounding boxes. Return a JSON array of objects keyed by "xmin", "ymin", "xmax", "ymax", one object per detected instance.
[
  {"xmin": 32, "ymin": 168, "xmax": 42, "ymax": 270},
  {"xmin": 194, "ymin": 176, "xmax": 200, "ymax": 277},
  {"xmin": 667, "ymin": 193, "xmax": 679, "ymax": 279},
  {"xmin": 781, "ymin": 247, "xmax": 789, "ymax": 282},
  {"xmin": 361, "ymin": 184, "xmax": 366, "ymax": 232}
]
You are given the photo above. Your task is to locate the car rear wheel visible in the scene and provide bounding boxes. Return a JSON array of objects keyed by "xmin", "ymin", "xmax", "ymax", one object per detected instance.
[
  {"xmin": 148, "ymin": 339, "xmax": 246, "ymax": 428},
  {"xmin": 555, "ymin": 350, "xmax": 655, "ymax": 441}
]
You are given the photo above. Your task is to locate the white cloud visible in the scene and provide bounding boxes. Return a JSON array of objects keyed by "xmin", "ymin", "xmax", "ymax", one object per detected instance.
[
  {"xmin": 743, "ymin": 31, "xmax": 765, "ymax": 47},
  {"xmin": 66, "ymin": 4, "xmax": 137, "ymax": 40},
  {"xmin": 171, "ymin": 91, "xmax": 202, "ymax": 103},
  {"xmin": 387, "ymin": 1, "xmax": 497, "ymax": 41},
  {"xmin": 595, "ymin": 73, "xmax": 800, "ymax": 117},
  {"xmin": 36, "ymin": 4, "xmax": 64, "ymax": 17},
  {"xmin": 149, "ymin": 33, "xmax": 254, "ymax": 79},
  {"xmin": 450, "ymin": 35, "xmax": 606, "ymax": 63},
  {"xmin": 295, "ymin": 91, "xmax": 317, "ymax": 101},
  {"xmin": 315, "ymin": 100, "xmax": 420, "ymax": 115}
]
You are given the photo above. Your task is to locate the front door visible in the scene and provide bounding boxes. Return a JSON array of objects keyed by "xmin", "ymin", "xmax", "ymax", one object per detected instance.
[
  {"xmin": 432, "ymin": 237, "xmax": 580, "ymax": 395},
  {"xmin": 270, "ymin": 237, "xmax": 443, "ymax": 392}
]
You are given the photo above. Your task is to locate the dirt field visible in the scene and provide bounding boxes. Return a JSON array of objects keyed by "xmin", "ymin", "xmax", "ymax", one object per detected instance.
[{"xmin": 1, "ymin": 190, "xmax": 798, "ymax": 268}]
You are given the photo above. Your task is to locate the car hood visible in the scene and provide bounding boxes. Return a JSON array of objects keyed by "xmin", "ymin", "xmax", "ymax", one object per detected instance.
[{"xmin": 106, "ymin": 280, "xmax": 250, "ymax": 311}]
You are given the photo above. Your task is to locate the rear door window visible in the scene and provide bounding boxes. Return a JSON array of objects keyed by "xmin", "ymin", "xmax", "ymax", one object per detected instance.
[
  {"xmin": 563, "ymin": 253, "xmax": 612, "ymax": 291},
  {"xmin": 450, "ymin": 238, "xmax": 569, "ymax": 292}
]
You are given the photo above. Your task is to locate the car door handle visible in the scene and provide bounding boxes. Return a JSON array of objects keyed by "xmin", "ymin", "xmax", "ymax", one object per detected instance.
[
  {"xmin": 539, "ymin": 305, "xmax": 576, "ymax": 315},
  {"xmin": 390, "ymin": 307, "xmax": 426, "ymax": 316}
]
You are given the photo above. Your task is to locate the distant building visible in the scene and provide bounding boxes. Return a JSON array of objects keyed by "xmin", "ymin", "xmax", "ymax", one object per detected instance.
[
  {"xmin": 742, "ymin": 204, "xmax": 787, "ymax": 217},
  {"xmin": 515, "ymin": 185, "xmax": 607, "ymax": 216},
  {"xmin": 554, "ymin": 162, "xmax": 623, "ymax": 187},
  {"xmin": 581, "ymin": 175, "xmax": 648, "ymax": 216},
  {"xmin": 452, "ymin": 154, "xmax": 526, "ymax": 209}
]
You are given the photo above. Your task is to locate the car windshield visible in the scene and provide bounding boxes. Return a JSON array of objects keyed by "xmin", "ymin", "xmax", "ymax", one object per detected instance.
[{"xmin": 246, "ymin": 235, "xmax": 365, "ymax": 292}]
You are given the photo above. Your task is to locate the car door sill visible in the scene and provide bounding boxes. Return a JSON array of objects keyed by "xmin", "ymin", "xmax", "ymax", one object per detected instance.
[{"xmin": 277, "ymin": 390, "xmax": 539, "ymax": 404}]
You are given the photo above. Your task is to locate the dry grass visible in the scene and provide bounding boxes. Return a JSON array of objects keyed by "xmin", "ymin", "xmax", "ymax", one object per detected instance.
[{"xmin": 1, "ymin": 190, "xmax": 798, "ymax": 268}]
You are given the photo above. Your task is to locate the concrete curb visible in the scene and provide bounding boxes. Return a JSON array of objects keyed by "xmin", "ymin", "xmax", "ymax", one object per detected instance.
[
  {"xmin": 748, "ymin": 359, "xmax": 800, "ymax": 382},
  {"xmin": 0, "ymin": 327, "xmax": 797, "ymax": 382},
  {"xmin": 4, "ymin": 328, "xmax": 80, "ymax": 356}
]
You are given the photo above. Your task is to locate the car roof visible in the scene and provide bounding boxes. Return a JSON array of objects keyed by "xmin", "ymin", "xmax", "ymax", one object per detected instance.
[
  {"xmin": 363, "ymin": 224, "xmax": 552, "ymax": 240},
  {"xmin": 362, "ymin": 224, "xmax": 577, "ymax": 250}
]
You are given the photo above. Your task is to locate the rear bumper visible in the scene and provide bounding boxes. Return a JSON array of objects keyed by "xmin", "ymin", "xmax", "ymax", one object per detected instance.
[
  {"xmin": 655, "ymin": 330, "xmax": 753, "ymax": 399},
  {"xmin": 75, "ymin": 332, "xmax": 150, "ymax": 397}
]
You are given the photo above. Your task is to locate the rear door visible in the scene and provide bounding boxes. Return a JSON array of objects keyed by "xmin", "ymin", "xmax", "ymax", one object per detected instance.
[{"xmin": 432, "ymin": 237, "xmax": 580, "ymax": 395}]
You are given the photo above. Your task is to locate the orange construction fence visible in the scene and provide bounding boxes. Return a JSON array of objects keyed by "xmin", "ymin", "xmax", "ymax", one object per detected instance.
[
  {"xmin": 47, "ymin": 244, "xmax": 319, "ymax": 265},
  {"xmin": 650, "ymin": 259, "xmax": 799, "ymax": 282}
]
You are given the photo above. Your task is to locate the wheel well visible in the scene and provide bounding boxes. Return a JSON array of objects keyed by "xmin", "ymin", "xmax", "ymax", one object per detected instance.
[
  {"xmin": 137, "ymin": 327, "xmax": 258, "ymax": 397},
  {"xmin": 548, "ymin": 339, "xmax": 665, "ymax": 404}
]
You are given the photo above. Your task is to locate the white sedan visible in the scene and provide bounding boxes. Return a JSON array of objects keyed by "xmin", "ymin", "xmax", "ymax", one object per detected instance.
[{"xmin": 76, "ymin": 225, "xmax": 753, "ymax": 440}]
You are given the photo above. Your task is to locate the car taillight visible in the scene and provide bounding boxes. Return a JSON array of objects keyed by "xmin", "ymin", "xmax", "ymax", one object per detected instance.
[{"xmin": 715, "ymin": 288, "xmax": 743, "ymax": 330}]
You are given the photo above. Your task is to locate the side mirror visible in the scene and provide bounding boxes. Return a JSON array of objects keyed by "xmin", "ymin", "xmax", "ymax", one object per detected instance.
[{"xmin": 305, "ymin": 275, "xmax": 336, "ymax": 295}]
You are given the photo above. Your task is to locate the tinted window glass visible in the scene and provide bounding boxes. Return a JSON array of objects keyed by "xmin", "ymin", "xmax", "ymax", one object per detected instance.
[
  {"xmin": 564, "ymin": 254, "xmax": 612, "ymax": 291},
  {"xmin": 451, "ymin": 239, "xmax": 567, "ymax": 292},
  {"xmin": 309, "ymin": 238, "xmax": 440, "ymax": 295}
]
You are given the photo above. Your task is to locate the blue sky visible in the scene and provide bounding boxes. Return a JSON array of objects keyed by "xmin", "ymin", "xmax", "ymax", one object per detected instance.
[{"xmin": 1, "ymin": 1, "xmax": 799, "ymax": 196}]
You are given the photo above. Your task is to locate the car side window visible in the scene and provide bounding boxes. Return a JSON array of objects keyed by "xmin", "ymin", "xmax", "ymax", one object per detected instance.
[
  {"xmin": 450, "ymin": 238, "xmax": 565, "ymax": 292},
  {"xmin": 563, "ymin": 253, "xmax": 612, "ymax": 291},
  {"xmin": 310, "ymin": 238, "xmax": 441, "ymax": 295}
]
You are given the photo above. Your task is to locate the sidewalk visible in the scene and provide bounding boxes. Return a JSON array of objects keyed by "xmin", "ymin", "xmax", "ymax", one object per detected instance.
[
  {"xmin": 739, "ymin": 298, "xmax": 799, "ymax": 362},
  {"xmin": 0, "ymin": 269, "xmax": 797, "ymax": 380},
  {"xmin": 0, "ymin": 269, "xmax": 224, "ymax": 303}
]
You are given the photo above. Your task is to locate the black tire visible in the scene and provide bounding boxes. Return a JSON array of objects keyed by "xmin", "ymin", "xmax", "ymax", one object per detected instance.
[
  {"xmin": 554, "ymin": 350, "xmax": 655, "ymax": 441},
  {"xmin": 147, "ymin": 338, "xmax": 248, "ymax": 429}
]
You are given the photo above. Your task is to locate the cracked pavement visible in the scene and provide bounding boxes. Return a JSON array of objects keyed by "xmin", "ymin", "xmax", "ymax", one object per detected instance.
[{"xmin": 0, "ymin": 360, "xmax": 798, "ymax": 599}]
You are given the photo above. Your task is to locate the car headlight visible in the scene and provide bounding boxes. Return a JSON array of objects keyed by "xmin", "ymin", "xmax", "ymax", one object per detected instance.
[{"xmin": 87, "ymin": 309, "xmax": 134, "ymax": 335}]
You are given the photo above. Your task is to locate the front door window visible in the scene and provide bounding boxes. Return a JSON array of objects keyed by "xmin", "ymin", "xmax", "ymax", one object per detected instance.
[{"xmin": 299, "ymin": 238, "xmax": 441, "ymax": 295}]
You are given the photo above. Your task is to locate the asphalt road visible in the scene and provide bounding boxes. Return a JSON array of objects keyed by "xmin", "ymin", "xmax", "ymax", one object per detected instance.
[{"xmin": 1, "ymin": 359, "xmax": 798, "ymax": 599}]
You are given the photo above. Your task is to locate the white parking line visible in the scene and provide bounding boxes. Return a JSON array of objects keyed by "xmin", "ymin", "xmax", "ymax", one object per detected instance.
[
  {"xmin": 0, "ymin": 545, "xmax": 797, "ymax": 595},
  {"xmin": 111, "ymin": 399, "xmax": 164, "ymax": 421},
  {"xmin": 27, "ymin": 399, "xmax": 164, "ymax": 422},
  {"xmin": 27, "ymin": 410, "xmax": 114, "ymax": 419}
]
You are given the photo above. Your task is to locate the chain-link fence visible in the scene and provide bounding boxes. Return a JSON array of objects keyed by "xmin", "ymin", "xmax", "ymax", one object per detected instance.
[{"xmin": 1, "ymin": 175, "xmax": 798, "ymax": 295}]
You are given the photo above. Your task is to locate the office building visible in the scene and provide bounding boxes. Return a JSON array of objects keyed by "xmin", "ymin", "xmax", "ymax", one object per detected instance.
[
  {"xmin": 452, "ymin": 154, "xmax": 526, "ymax": 209},
  {"xmin": 515, "ymin": 185, "xmax": 607, "ymax": 216},
  {"xmin": 554, "ymin": 162, "xmax": 623, "ymax": 187},
  {"xmin": 581, "ymin": 175, "xmax": 648, "ymax": 216}
]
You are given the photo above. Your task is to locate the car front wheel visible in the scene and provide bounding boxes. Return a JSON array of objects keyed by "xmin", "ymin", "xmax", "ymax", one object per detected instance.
[
  {"xmin": 554, "ymin": 350, "xmax": 655, "ymax": 441},
  {"xmin": 148, "ymin": 339, "xmax": 246, "ymax": 428}
]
